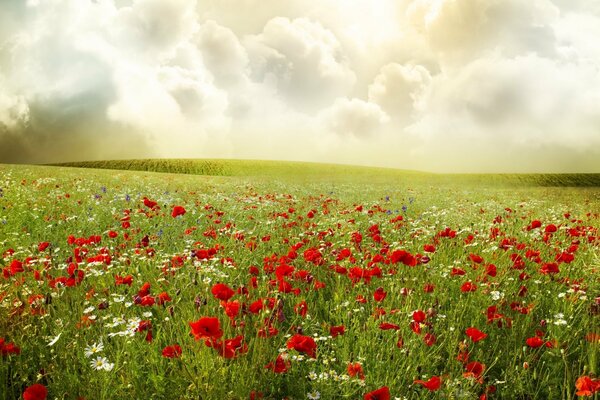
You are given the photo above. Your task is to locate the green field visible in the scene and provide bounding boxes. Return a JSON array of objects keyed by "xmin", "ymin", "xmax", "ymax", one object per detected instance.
[
  {"xmin": 54, "ymin": 159, "xmax": 600, "ymax": 187},
  {"xmin": 1, "ymin": 160, "xmax": 599, "ymax": 399}
]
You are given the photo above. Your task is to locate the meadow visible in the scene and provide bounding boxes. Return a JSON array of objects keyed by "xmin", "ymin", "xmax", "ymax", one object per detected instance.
[{"xmin": 0, "ymin": 160, "xmax": 599, "ymax": 400}]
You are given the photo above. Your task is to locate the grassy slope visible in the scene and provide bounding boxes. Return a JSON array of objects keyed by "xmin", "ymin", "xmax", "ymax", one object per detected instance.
[{"xmin": 52, "ymin": 159, "xmax": 600, "ymax": 187}]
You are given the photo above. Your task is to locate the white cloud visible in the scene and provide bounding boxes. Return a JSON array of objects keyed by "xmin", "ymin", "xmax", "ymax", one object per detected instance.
[
  {"xmin": 368, "ymin": 63, "xmax": 431, "ymax": 123},
  {"xmin": 320, "ymin": 97, "xmax": 388, "ymax": 138},
  {"xmin": 245, "ymin": 17, "xmax": 356, "ymax": 112}
]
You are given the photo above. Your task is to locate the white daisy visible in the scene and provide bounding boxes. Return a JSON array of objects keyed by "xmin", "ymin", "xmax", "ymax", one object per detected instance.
[
  {"xmin": 84, "ymin": 341, "xmax": 104, "ymax": 357},
  {"xmin": 90, "ymin": 356, "xmax": 114, "ymax": 371}
]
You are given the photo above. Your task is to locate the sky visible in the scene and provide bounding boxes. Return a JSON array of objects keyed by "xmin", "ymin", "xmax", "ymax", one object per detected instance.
[{"xmin": 1, "ymin": 0, "xmax": 600, "ymax": 172}]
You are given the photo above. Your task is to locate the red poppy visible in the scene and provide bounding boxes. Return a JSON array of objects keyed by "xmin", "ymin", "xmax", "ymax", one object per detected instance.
[
  {"xmin": 526, "ymin": 336, "xmax": 544, "ymax": 348},
  {"xmin": 414, "ymin": 376, "xmax": 442, "ymax": 391},
  {"xmin": 466, "ymin": 327, "xmax": 487, "ymax": 342},
  {"xmin": 364, "ymin": 386, "xmax": 390, "ymax": 400},
  {"xmin": 412, "ymin": 310, "xmax": 426, "ymax": 323},
  {"xmin": 143, "ymin": 197, "xmax": 158, "ymax": 209},
  {"xmin": 0, "ymin": 338, "xmax": 21, "ymax": 356},
  {"xmin": 348, "ymin": 362, "xmax": 365, "ymax": 380},
  {"xmin": 575, "ymin": 376, "xmax": 600, "ymax": 396},
  {"xmin": 189, "ymin": 317, "xmax": 223, "ymax": 341},
  {"xmin": 423, "ymin": 244, "xmax": 436, "ymax": 253},
  {"xmin": 286, "ymin": 334, "xmax": 317, "ymax": 358},
  {"xmin": 23, "ymin": 384, "xmax": 47, "ymax": 400},
  {"xmin": 330, "ymin": 325, "xmax": 345, "ymax": 337},
  {"xmin": 461, "ymin": 282, "xmax": 477, "ymax": 292},
  {"xmin": 390, "ymin": 250, "xmax": 417, "ymax": 266},
  {"xmin": 265, "ymin": 354, "xmax": 290, "ymax": 373},
  {"xmin": 374, "ymin": 287, "xmax": 387, "ymax": 302},
  {"xmin": 469, "ymin": 254, "xmax": 484, "ymax": 264},
  {"xmin": 424, "ymin": 333, "xmax": 436, "ymax": 346},
  {"xmin": 379, "ymin": 322, "xmax": 400, "ymax": 331},
  {"xmin": 171, "ymin": 205, "xmax": 186, "ymax": 218},
  {"xmin": 464, "ymin": 361, "xmax": 486, "ymax": 381},
  {"xmin": 211, "ymin": 335, "xmax": 248, "ymax": 358},
  {"xmin": 38, "ymin": 242, "xmax": 50, "ymax": 252},
  {"xmin": 162, "ymin": 344, "xmax": 182, "ymax": 358},
  {"xmin": 211, "ymin": 283, "xmax": 235, "ymax": 301},
  {"xmin": 540, "ymin": 263, "xmax": 559, "ymax": 275},
  {"xmin": 545, "ymin": 224, "xmax": 557, "ymax": 233}
]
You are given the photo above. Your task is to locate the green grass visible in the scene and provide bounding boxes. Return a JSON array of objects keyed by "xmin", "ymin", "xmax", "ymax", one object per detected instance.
[
  {"xmin": 0, "ymin": 162, "xmax": 599, "ymax": 400},
  {"xmin": 52, "ymin": 158, "xmax": 600, "ymax": 187}
]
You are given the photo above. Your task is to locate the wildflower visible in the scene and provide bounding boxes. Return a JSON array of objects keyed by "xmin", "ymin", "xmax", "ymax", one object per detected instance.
[
  {"xmin": 90, "ymin": 356, "xmax": 114, "ymax": 371},
  {"xmin": 287, "ymin": 334, "xmax": 317, "ymax": 358},
  {"xmin": 23, "ymin": 384, "xmax": 47, "ymax": 400},
  {"xmin": 575, "ymin": 376, "xmax": 600, "ymax": 397},
  {"xmin": 364, "ymin": 386, "xmax": 390, "ymax": 400},
  {"xmin": 189, "ymin": 317, "xmax": 223, "ymax": 341},
  {"xmin": 414, "ymin": 376, "xmax": 442, "ymax": 391},
  {"xmin": 85, "ymin": 341, "xmax": 104, "ymax": 357},
  {"xmin": 465, "ymin": 327, "xmax": 487, "ymax": 342},
  {"xmin": 162, "ymin": 344, "xmax": 182, "ymax": 358},
  {"xmin": 171, "ymin": 205, "xmax": 186, "ymax": 217}
]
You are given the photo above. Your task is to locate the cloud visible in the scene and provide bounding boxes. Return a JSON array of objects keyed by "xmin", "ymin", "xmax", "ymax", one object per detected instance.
[
  {"xmin": 245, "ymin": 17, "xmax": 356, "ymax": 113},
  {"xmin": 320, "ymin": 97, "xmax": 388, "ymax": 138},
  {"xmin": 405, "ymin": 0, "xmax": 559, "ymax": 62},
  {"xmin": 368, "ymin": 63, "xmax": 431, "ymax": 123}
]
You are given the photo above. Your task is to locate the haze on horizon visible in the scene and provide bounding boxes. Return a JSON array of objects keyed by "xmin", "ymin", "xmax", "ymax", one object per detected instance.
[{"xmin": 1, "ymin": 0, "xmax": 600, "ymax": 173}]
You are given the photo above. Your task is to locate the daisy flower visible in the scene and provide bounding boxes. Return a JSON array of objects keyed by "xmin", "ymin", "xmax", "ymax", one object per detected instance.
[{"xmin": 85, "ymin": 341, "xmax": 104, "ymax": 357}]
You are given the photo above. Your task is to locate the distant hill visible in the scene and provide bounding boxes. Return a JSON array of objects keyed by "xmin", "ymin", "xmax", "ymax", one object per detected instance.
[{"xmin": 51, "ymin": 159, "xmax": 600, "ymax": 187}]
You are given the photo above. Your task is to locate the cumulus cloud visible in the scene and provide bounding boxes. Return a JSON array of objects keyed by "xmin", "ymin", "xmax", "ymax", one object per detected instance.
[
  {"xmin": 405, "ymin": 0, "xmax": 559, "ymax": 62},
  {"xmin": 245, "ymin": 17, "xmax": 356, "ymax": 112},
  {"xmin": 320, "ymin": 97, "xmax": 388, "ymax": 138},
  {"xmin": 368, "ymin": 63, "xmax": 431, "ymax": 123}
]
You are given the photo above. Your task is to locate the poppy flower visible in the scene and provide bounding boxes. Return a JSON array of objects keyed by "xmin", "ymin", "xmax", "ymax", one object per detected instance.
[
  {"xmin": 461, "ymin": 282, "xmax": 477, "ymax": 292},
  {"xmin": 464, "ymin": 361, "xmax": 486, "ymax": 381},
  {"xmin": 211, "ymin": 283, "xmax": 235, "ymax": 301},
  {"xmin": 23, "ymin": 384, "xmax": 47, "ymax": 400},
  {"xmin": 526, "ymin": 336, "xmax": 544, "ymax": 348},
  {"xmin": 414, "ymin": 376, "xmax": 442, "ymax": 391},
  {"xmin": 469, "ymin": 254, "xmax": 484, "ymax": 264},
  {"xmin": 265, "ymin": 354, "xmax": 290, "ymax": 373},
  {"xmin": 0, "ymin": 338, "xmax": 21, "ymax": 356},
  {"xmin": 162, "ymin": 344, "xmax": 182, "ymax": 358},
  {"xmin": 373, "ymin": 287, "xmax": 387, "ymax": 302},
  {"xmin": 189, "ymin": 317, "xmax": 223, "ymax": 341},
  {"xmin": 286, "ymin": 334, "xmax": 317, "ymax": 358},
  {"xmin": 379, "ymin": 322, "xmax": 400, "ymax": 331},
  {"xmin": 348, "ymin": 362, "xmax": 365, "ymax": 380},
  {"xmin": 466, "ymin": 327, "xmax": 487, "ymax": 342},
  {"xmin": 330, "ymin": 325, "xmax": 345, "ymax": 337},
  {"xmin": 171, "ymin": 205, "xmax": 186, "ymax": 218},
  {"xmin": 364, "ymin": 386, "xmax": 390, "ymax": 400},
  {"xmin": 423, "ymin": 244, "xmax": 436, "ymax": 253},
  {"xmin": 545, "ymin": 224, "xmax": 557, "ymax": 233},
  {"xmin": 575, "ymin": 376, "xmax": 600, "ymax": 396},
  {"xmin": 143, "ymin": 197, "xmax": 158, "ymax": 209},
  {"xmin": 413, "ymin": 310, "xmax": 426, "ymax": 323},
  {"xmin": 211, "ymin": 335, "xmax": 248, "ymax": 358}
]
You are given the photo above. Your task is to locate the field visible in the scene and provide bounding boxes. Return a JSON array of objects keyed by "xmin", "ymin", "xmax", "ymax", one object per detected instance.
[{"xmin": 0, "ymin": 160, "xmax": 599, "ymax": 400}]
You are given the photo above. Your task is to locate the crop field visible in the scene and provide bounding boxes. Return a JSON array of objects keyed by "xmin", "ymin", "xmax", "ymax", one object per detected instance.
[{"xmin": 0, "ymin": 161, "xmax": 599, "ymax": 400}]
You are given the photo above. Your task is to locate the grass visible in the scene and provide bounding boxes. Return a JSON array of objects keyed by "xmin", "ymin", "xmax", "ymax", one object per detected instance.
[
  {"xmin": 0, "ymin": 161, "xmax": 599, "ymax": 399},
  {"xmin": 52, "ymin": 158, "xmax": 600, "ymax": 187}
]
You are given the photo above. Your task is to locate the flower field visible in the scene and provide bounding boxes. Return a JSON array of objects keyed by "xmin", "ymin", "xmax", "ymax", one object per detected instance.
[{"xmin": 0, "ymin": 163, "xmax": 599, "ymax": 399}]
